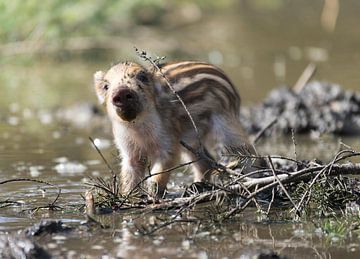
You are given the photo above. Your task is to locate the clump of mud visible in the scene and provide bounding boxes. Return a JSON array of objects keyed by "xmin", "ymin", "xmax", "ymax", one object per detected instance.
[
  {"xmin": 0, "ymin": 235, "xmax": 50, "ymax": 259},
  {"xmin": 241, "ymin": 81, "xmax": 360, "ymax": 136},
  {"xmin": 0, "ymin": 220, "xmax": 73, "ymax": 259}
]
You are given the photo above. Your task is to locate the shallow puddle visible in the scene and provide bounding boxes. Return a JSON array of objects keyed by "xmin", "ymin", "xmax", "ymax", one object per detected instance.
[{"xmin": 1, "ymin": 101, "xmax": 359, "ymax": 258}]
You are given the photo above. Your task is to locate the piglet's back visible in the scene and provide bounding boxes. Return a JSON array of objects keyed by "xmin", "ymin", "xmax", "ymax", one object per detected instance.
[{"xmin": 154, "ymin": 61, "xmax": 241, "ymax": 118}]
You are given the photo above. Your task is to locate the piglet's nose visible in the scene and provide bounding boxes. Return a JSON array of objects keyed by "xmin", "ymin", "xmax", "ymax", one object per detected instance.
[{"xmin": 112, "ymin": 89, "xmax": 137, "ymax": 107}]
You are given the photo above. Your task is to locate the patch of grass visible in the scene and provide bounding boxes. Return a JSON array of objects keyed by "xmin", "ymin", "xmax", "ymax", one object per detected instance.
[
  {"xmin": 322, "ymin": 218, "xmax": 348, "ymax": 240},
  {"xmin": 293, "ymin": 176, "xmax": 359, "ymax": 217},
  {"xmin": 317, "ymin": 214, "xmax": 360, "ymax": 244}
]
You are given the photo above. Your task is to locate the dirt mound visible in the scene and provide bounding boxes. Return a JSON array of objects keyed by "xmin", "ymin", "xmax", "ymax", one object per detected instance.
[{"xmin": 241, "ymin": 81, "xmax": 360, "ymax": 136}]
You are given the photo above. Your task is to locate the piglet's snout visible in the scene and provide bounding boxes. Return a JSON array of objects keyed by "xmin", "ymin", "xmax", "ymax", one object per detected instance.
[{"xmin": 112, "ymin": 88, "xmax": 138, "ymax": 108}]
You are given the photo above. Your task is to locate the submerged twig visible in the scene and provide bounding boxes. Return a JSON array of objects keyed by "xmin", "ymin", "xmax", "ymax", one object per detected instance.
[
  {"xmin": 136, "ymin": 219, "xmax": 197, "ymax": 236},
  {"xmin": 0, "ymin": 178, "xmax": 62, "ymax": 211}
]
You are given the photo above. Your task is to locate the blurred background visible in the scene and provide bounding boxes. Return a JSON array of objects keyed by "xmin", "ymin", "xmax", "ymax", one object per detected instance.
[{"xmin": 1, "ymin": 0, "xmax": 359, "ymax": 110}]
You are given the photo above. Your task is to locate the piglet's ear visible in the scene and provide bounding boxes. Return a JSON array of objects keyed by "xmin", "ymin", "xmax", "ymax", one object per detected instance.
[
  {"xmin": 93, "ymin": 71, "xmax": 106, "ymax": 105},
  {"xmin": 94, "ymin": 71, "xmax": 105, "ymax": 83}
]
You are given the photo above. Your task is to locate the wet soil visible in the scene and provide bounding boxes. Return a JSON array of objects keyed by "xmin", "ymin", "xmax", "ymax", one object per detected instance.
[{"xmin": 241, "ymin": 82, "xmax": 360, "ymax": 136}]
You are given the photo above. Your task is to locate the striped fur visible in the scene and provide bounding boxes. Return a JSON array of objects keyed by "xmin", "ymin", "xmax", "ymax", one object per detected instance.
[
  {"xmin": 94, "ymin": 61, "xmax": 256, "ymax": 197},
  {"xmin": 156, "ymin": 62, "xmax": 240, "ymax": 113}
]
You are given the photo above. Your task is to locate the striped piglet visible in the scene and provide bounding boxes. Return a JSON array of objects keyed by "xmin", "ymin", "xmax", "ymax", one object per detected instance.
[{"xmin": 94, "ymin": 61, "xmax": 257, "ymax": 196}]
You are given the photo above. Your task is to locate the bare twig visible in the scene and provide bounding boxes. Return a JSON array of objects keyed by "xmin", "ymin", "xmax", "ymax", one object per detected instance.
[
  {"xmin": 267, "ymin": 156, "xmax": 300, "ymax": 215},
  {"xmin": 321, "ymin": 0, "xmax": 339, "ymax": 32},
  {"xmin": 180, "ymin": 140, "xmax": 227, "ymax": 172},
  {"xmin": 0, "ymin": 178, "xmax": 62, "ymax": 210},
  {"xmin": 291, "ymin": 129, "xmax": 298, "ymax": 163},
  {"xmin": 266, "ymin": 188, "xmax": 276, "ymax": 215},
  {"xmin": 253, "ymin": 117, "xmax": 278, "ymax": 144},
  {"xmin": 293, "ymin": 63, "xmax": 317, "ymax": 93}
]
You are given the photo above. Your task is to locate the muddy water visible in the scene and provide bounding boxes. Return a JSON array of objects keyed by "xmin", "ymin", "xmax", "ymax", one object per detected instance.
[{"xmin": 1, "ymin": 1, "xmax": 360, "ymax": 258}]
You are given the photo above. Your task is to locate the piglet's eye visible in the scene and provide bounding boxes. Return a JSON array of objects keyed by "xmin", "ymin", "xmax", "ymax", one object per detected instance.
[
  {"xmin": 136, "ymin": 71, "xmax": 149, "ymax": 84},
  {"xmin": 103, "ymin": 84, "xmax": 109, "ymax": 91}
]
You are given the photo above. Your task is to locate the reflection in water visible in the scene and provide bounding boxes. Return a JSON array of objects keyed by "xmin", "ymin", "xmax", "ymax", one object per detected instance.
[{"xmin": 17, "ymin": 209, "xmax": 357, "ymax": 258}]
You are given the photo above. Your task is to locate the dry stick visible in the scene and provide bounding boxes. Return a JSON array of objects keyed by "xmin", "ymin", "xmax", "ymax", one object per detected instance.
[
  {"xmin": 86, "ymin": 178, "xmax": 116, "ymax": 197},
  {"xmin": 321, "ymin": 0, "xmax": 339, "ymax": 32},
  {"xmin": 267, "ymin": 156, "xmax": 300, "ymax": 216},
  {"xmin": 224, "ymin": 168, "xmax": 274, "ymax": 188},
  {"xmin": 250, "ymin": 162, "xmax": 360, "ymax": 188},
  {"xmin": 85, "ymin": 190, "xmax": 95, "ymax": 215},
  {"xmin": 180, "ymin": 140, "xmax": 227, "ymax": 172},
  {"xmin": 292, "ymin": 63, "xmax": 317, "ymax": 94},
  {"xmin": 291, "ymin": 129, "xmax": 298, "ymax": 162},
  {"xmin": 328, "ymin": 149, "xmax": 356, "ymax": 176},
  {"xmin": 266, "ymin": 188, "xmax": 276, "ymax": 215},
  {"xmin": 146, "ymin": 187, "xmax": 229, "ymax": 212},
  {"xmin": 251, "ymin": 184, "xmax": 263, "ymax": 212},
  {"xmin": 0, "ymin": 178, "xmax": 61, "ymax": 209},
  {"xmin": 253, "ymin": 117, "xmax": 278, "ymax": 144},
  {"xmin": 225, "ymin": 153, "xmax": 306, "ymax": 167}
]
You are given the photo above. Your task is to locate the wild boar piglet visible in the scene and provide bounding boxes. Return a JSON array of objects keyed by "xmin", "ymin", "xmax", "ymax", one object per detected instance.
[{"xmin": 94, "ymin": 61, "xmax": 257, "ymax": 196}]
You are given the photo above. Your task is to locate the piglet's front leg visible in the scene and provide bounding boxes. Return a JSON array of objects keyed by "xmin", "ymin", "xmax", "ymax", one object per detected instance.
[
  {"xmin": 148, "ymin": 153, "xmax": 180, "ymax": 198},
  {"xmin": 148, "ymin": 164, "xmax": 170, "ymax": 198},
  {"xmin": 120, "ymin": 155, "xmax": 147, "ymax": 194}
]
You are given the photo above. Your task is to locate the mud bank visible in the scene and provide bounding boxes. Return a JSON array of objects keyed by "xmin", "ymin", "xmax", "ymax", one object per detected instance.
[
  {"xmin": 0, "ymin": 220, "xmax": 70, "ymax": 259},
  {"xmin": 241, "ymin": 82, "xmax": 360, "ymax": 136}
]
